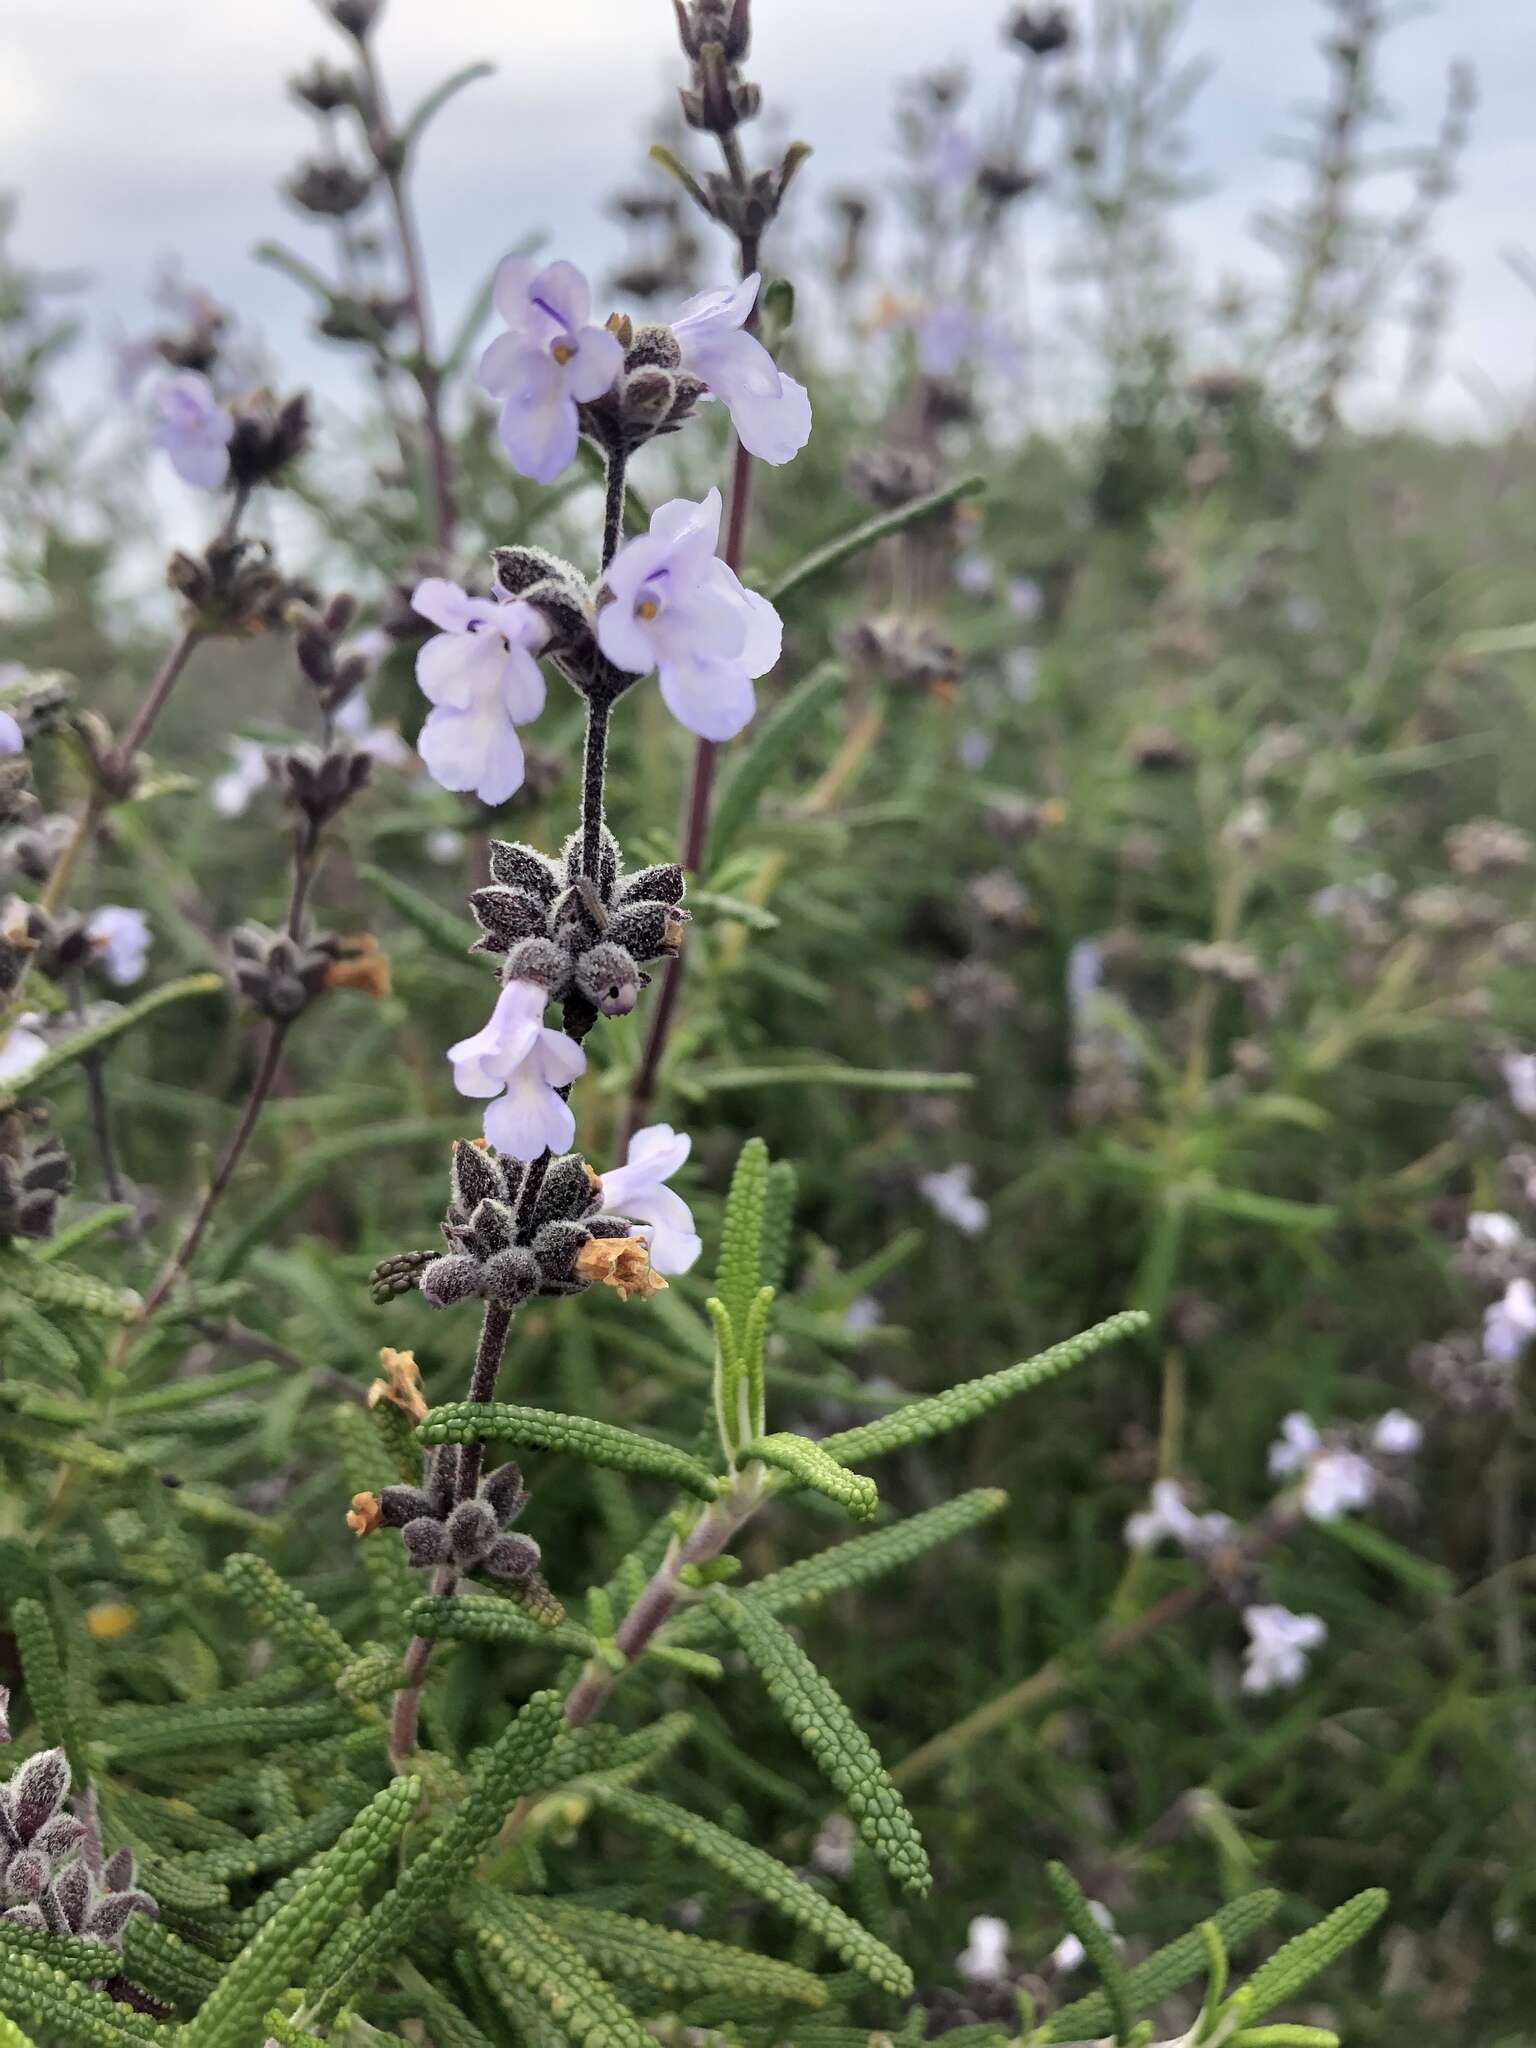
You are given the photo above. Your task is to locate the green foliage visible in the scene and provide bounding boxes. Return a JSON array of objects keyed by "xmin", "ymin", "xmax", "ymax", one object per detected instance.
[
  {"xmin": 416, "ymin": 1402, "xmax": 721, "ymax": 1497},
  {"xmin": 474, "ymin": 1902, "xmax": 653, "ymax": 2048},
  {"xmin": 1041, "ymin": 1889, "xmax": 1285, "ymax": 2041},
  {"xmin": 712, "ymin": 1591, "xmax": 931, "ymax": 1895},
  {"xmin": 522, "ymin": 1898, "xmax": 830, "ymax": 2008},
  {"xmin": 1236, "ymin": 1890, "xmax": 1389, "ymax": 2024},
  {"xmin": 180, "ymin": 1775, "xmax": 420, "ymax": 2048},
  {"xmin": 222, "ymin": 1552, "xmax": 354, "ymax": 1685},
  {"xmin": 587, "ymin": 1784, "xmax": 914, "ymax": 1996},
  {"xmin": 819, "ymin": 1310, "xmax": 1151, "ymax": 1466},
  {"xmin": 1046, "ymin": 1862, "xmax": 1132, "ymax": 2040}
]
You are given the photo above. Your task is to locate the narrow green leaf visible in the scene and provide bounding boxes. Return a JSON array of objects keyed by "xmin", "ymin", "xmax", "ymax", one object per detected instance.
[
  {"xmin": 1237, "ymin": 1889, "xmax": 1388, "ymax": 2024},
  {"xmin": 820, "ymin": 1311, "xmax": 1149, "ymax": 1467},
  {"xmin": 588, "ymin": 1783, "xmax": 913, "ymax": 1996},
  {"xmin": 418, "ymin": 1402, "xmax": 720, "ymax": 1498},
  {"xmin": 707, "ymin": 660, "xmax": 844, "ymax": 867},
  {"xmin": 715, "ymin": 1136, "xmax": 769, "ymax": 1340},
  {"xmin": 475, "ymin": 1903, "xmax": 653, "ymax": 2048},
  {"xmin": 1044, "ymin": 1890, "xmax": 1285, "ymax": 2041},
  {"xmin": 692, "ymin": 1062, "xmax": 974, "ymax": 1096},
  {"xmin": 406, "ymin": 1594, "xmax": 595, "ymax": 1655},
  {"xmin": 361, "ymin": 861, "xmax": 479, "ymax": 964},
  {"xmin": 223, "ymin": 1553, "xmax": 353, "ymax": 1684},
  {"xmin": 765, "ymin": 475, "xmax": 986, "ymax": 604},
  {"xmin": 713, "ymin": 1592, "xmax": 930, "ymax": 1895},
  {"xmin": 0, "ymin": 974, "xmax": 224, "ymax": 1109},
  {"xmin": 1047, "ymin": 1862, "xmax": 1132, "ymax": 2041},
  {"xmin": 522, "ymin": 1898, "xmax": 828, "ymax": 2007},
  {"xmin": 740, "ymin": 1433, "xmax": 878, "ymax": 1520},
  {"xmin": 399, "ymin": 60, "xmax": 494, "ymax": 154}
]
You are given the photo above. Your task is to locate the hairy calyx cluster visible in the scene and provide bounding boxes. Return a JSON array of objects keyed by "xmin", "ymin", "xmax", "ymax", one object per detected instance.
[
  {"xmin": 370, "ymin": 1448, "xmax": 540, "ymax": 1584},
  {"xmin": 0, "ymin": 1749, "xmax": 157, "ymax": 1950},
  {"xmin": 413, "ymin": 1138, "xmax": 664, "ymax": 1313}
]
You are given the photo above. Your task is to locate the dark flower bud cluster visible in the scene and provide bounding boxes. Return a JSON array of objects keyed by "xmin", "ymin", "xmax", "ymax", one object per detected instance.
[
  {"xmin": 226, "ymin": 390, "xmax": 313, "ymax": 490},
  {"xmin": 0, "ymin": 1749, "xmax": 158, "ymax": 1948},
  {"xmin": 294, "ymin": 592, "xmax": 371, "ymax": 716},
  {"xmin": 2, "ymin": 816, "xmax": 71, "ymax": 887},
  {"xmin": 8, "ymin": 902, "xmax": 97, "ymax": 982},
  {"xmin": 674, "ymin": 0, "xmax": 756, "ymax": 133},
  {"xmin": 413, "ymin": 1138, "xmax": 657, "ymax": 1313},
  {"xmin": 576, "ymin": 316, "xmax": 708, "ymax": 459},
  {"xmin": 167, "ymin": 535, "xmax": 311, "ymax": 640},
  {"xmin": 0, "ymin": 904, "xmax": 34, "ymax": 1000},
  {"xmin": 326, "ymin": 0, "xmax": 383, "ymax": 42},
  {"xmin": 469, "ymin": 832, "xmax": 687, "ymax": 1035},
  {"xmin": 1007, "ymin": 5, "xmax": 1074, "ymax": 57},
  {"xmin": 277, "ymin": 745, "xmax": 373, "ymax": 830},
  {"xmin": 229, "ymin": 922, "xmax": 349, "ymax": 1020},
  {"xmin": 286, "ymin": 158, "xmax": 375, "ymax": 219},
  {"xmin": 0, "ymin": 1116, "xmax": 72, "ymax": 1243},
  {"xmin": 289, "ymin": 59, "xmax": 358, "ymax": 115},
  {"xmin": 845, "ymin": 446, "xmax": 940, "ymax": 511},
  {"xmin": 373, "ymin": 1450, "xmax": 540, "ymax": 1584},
  {"xmin": 0, "ymin": 752, "xmax": 37, "ymax": 833}
]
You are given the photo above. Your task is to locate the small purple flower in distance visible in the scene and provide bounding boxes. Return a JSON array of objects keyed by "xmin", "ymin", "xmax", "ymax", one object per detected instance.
[
  {"xmin": 447, "ymin": 979, "xmax": 586, "ymax": 1161},
  {"xmin": 598, "ymin": 1124, "xmax": 702, "ymax": 1275},
  {"xmin": 1484, "ymin": 1275, "xmax": 1536, "ymax": 1364},
  {"xmin": 1241, "ymin": 1603, "xmax": 1326, "ymax": 1694},
  {"xmin": 0, "ymin": 711, "xmax": 23, "ymax": 756},
  {"xmin": 918, "ymin": 1163, "xmax": 989, "ymax": 1236},
  {"xmin": 476, "ymin": 258, "xmax": 624, "ymax": 483},
  {"xmin": 410, "ymin": 578, "xmax": 550, "ymax": 807},
  {"xmin": 670, "ymin": 274, "xmax": 812, "ymax": 465},
  {"xmin": 86, "ymin": 906, "xmax": 151, "ymax": 987},
  {"xmin": 914, "ymin": 302, "xmax": 1018, "ymax": 380},
  {"xmin": 598, "ymin": 488, "xmax": 781, "ymax": 742},
  {"xmin": 0, "ymin": 1014, "xmax": 47, "ymax": 1087},
  {"xmin": 211, "ymin": 738, "xmax": 272, "ymax": 819},
  {"xmin": 151, "ymin": 372, "xmax": 233, "ymax": 489}
]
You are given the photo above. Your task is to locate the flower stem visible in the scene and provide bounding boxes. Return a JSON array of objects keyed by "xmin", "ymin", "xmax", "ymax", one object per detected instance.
[
  {"xmin": 579, "ymin": 696, "xmax": 612, "ymax": 886},
  {"xmin": 601, "ymin": 447, "xmax": 628, "ymax": 571},
  {"xmin": 389, "ymin": 1301, "xmax": 514, "ymax": 1763},
  {"xmin": 357, "ymin": 46, "xmax": 455, "ymax": 552}
]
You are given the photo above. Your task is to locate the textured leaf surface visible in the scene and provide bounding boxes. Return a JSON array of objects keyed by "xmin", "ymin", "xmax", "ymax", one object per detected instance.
[
  {"xmin": 819, "ymin": 1311, "xmax": 1150, "ymax": 1466},
  {"xmin": 524, "ymin": 1898, "xmax": 829, "ymax": 2007},
  {"xmin": 1043, "ymin": 1889, "xmax": 1285, "ymax": 2040},
  {"xmin": 418, "ymin": 1403, "xmax": 720, "ymax": 1498},
  {"xmin": 1238, "ymin": 1889, "xmax": 1388, "ymax": 2024},
  {"xmin": 713, "ymin": 1592, "xmax": 930, "ymax": 1895},
  {"xmin": 475, "ymin": 1902, "xmax": 653, "ymax": 2048},
  {"xmin": 740, "ymin": 1434, "xmax": 878, "ymax": 1519},
  {"xmin": 588, "ymin": 1784, "xmax": 913, "ymax": 1995}
]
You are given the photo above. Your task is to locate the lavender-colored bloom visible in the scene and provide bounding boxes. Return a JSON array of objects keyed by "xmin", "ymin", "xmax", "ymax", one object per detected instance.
[
  {"xmin": 411, "ymin": 578, "xmax": 550, "ymax": 807},
  {"xmin": 476, "ymin": 258, "xmax": 624, "ymax": 483},
  {"xmin": 210, "ymin": 738, "xmax": 272, "ymax": 819},
  {"xmin": 1241, "ymin": 1603, "xmax": 1326, "ymax": 1694},
  {"xmin": 670, "ymin": 274, "xmax": 812, "ymax": 466},
  {"xmin": 914, "ymin": 303, "xmax": 1018, "ymax": 380},
  {"xmin": 427, "ymin": 827, "xmax": 466, "ymax": 865},
  {"xmin": 598, "ymin": 489, "xmax": 781, "ymax": 742},
  {"xmin": 1124, "ymin": 1478, "xmax": 1235, "ymax": 1556},
  {"xmin": 1267, "ymin": 1411, "xmax": 1375, "ymax": 1521},
  {"xmin": 0, "ymin": 711, "xmax": 22, "ymax": 756},
  {"xmin": 1372, "ymin": 1408, "xmax": 1423, "ymax": 1457},
  {"xmin": 1467, "ymin": 1210, "xmax": 1523, "ymax": 1252},
  {"xmin": 150, "ymin": 371, "xmax": 233, "ymax": 489},
  {"xmin": 958, "ymin": 728, "xmax": 992, "ymax": 772},
  {"xmin": 0, "ymin": 1014, "xmax": 47, "ymax": 1087},
  {"xmin": 86, "ymin": 906, "xmax": 150, "ymax": 987},
  {"xmin": 1484, "ymin": 1276, "xmax": 1536, "ymax": 1364},
  {"xmin": 447, "ymin": 979, "xmax": 586, "ymax": 1162},
  {"xmin": 598, "ymin": 1123, "xmax": 701, "ymax": 1276},
  {"xmin": 333, "ymin": 687, "xmax": 410, "ymax": 768},
  {"xmin": 953, "ymin": 551, "xmax": 994, "ymax": 596},
  {"xmin": 918, "ymin": 1163, "xmax": 989, "ymax": 1236},
  {"xmin": 956, "ymin": 1914, "xmax": 1010, "ymax": 1986}
]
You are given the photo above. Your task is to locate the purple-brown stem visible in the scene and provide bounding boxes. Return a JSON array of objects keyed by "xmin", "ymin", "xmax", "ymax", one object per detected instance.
[{"xmin": 389, "ymin": 1301, "xmax": 515, "ymax": 1763}]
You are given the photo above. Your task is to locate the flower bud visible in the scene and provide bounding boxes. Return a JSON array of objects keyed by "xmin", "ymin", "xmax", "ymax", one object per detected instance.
[{"xmin": 574, "ymin": 940, "xmax": 642, "ymax": 1017}]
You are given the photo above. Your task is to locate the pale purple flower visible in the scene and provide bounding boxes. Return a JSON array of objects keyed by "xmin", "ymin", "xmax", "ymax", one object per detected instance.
[
  {"xmin": 1484, "ymin": 1276, "xmax": 1536, "ymax": 1364},
  {"xmin": 1048, "ymin": 1900, "xmax": 1118, "ymax": 1976},
  {"xmin": 918, "ymin": 1164, "xmax": 989, "ymax": 1236},
  {"xmin": 810, "ymin": 1812, "xmax": 857, "ymax": 1879},
  {"xmin": 598, "ymin": 1123, "xmax": 701, "ymax": 1276},
  {"xmin": 842, "ymin": 1294, "xmax": 882, "ymax": 1335},
  {"xmin": 914, "ymin": 303, "xmax": 1017, "ymax": 380},
  {"xmin": 1124, "ymin": 1479, "xmax": 1235, "ymax": 1557},
  {"xmin": 0, "ymin": 1013, "xmax": 47, "ymax": 1087},
  {"xmin": 0, "ymin": 711, "xmax": 23, "ymax": 757},
  {"xmin": 86, "ymin": 906, "xmax": 150, "ymax": 987},
  {"xmin": 1467, "ymin": 1211, "xmax": 1523, "ymax": 1252},
  {"xmin": 410, "ymin": 578, "xmax": 550, "ymax": 807},
  {"xmin": 953, "ymin": 551, "xmax": 994, "ymax": 596},
  {"xmin": 956, "ymin": 1915, "xmax": 1010, "ymax": 1986},
  {"xmin": 476, "ymin": 258, "xmax": 624, "ymax": 484},
  {"xmin": 958, "ymin": 728, "xmax": 992, "ymax": 772},
  {"xmin": 1372, "ymin": 1409, "xmax": 1423, "ymax": 1457},
  {"xmin": 1502, "ymin": 1051, "xmax": 1536, "ymax": 1120},
  {"xmin": 333, "ymin": 688, "xmax": 410, "ymax": 768},
  {"xmin": 151, "ymin": 371, "xmax": 233, "ymax": 489},
  {"xmin": 670, "ymin": 274, "xmax": 812, "ymax": 466},
  {"xmin": 1008, "ymin": 578, "xmax": 1043, "ymax": 621},
  {"xmin": 1268, "ymin": 1411, "xmax": 1375, "ymax": 1521},
  {"xmin": 597, "ymin": 489, "xmax": 781, "ymax": 742},
  {"xmin": 1241, "ymin": 1603, "xmax": 1326, "ymax": 1694},
  {"xmin": 447, "ymin": 980, "xmax": 586, "ymax": 1162},
  {"xmin": 427, "ymin": 827, "xmax": 466, "ymax": 866},
  {"xmin": 211, "ymin": 738, "xmax": 272, "ymax": 819}
]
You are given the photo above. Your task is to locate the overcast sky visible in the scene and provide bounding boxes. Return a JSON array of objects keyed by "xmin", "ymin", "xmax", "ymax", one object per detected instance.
[{"xmin": 4, "ymin": 0, "xmax": 1533, "ymax": 435}]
